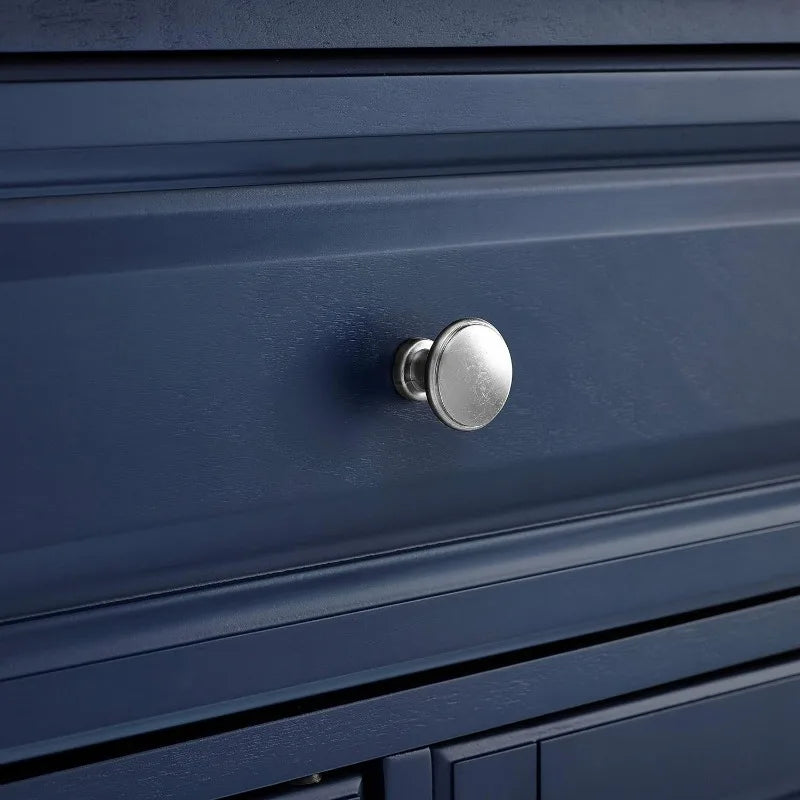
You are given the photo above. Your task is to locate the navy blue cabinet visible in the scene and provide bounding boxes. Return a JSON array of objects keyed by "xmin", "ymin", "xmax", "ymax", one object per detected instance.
[{"xmin": 4, "ymin": 15, "xmax": 800, "ymax": 800}]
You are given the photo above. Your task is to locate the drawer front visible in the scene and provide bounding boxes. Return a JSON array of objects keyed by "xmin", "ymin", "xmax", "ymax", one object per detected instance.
[
  {"xmin": 5, "ymin": 161, "xmax": 800, "ymax": 618},
  {"xmin": 541, "ymin": 675, "xmax": 800, "ymax": 800},
  {"xmin": 5, "ymin": 70, "xmax": 800, "ymax": 623}
]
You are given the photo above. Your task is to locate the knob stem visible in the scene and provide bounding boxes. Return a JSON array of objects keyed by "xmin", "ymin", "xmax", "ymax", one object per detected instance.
[{"xmin": 393, "ymin": 338, "xmax": 433, "ymax": 402}]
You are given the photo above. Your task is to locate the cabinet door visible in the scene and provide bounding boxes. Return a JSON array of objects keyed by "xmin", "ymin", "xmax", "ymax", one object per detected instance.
[
  {"xmin": 435, "ymin": 732, "xmax": 537, "ymax": 800},
  {"xmin": 541, "ymin": 675, "xmax": 800, "ymax": 800}
]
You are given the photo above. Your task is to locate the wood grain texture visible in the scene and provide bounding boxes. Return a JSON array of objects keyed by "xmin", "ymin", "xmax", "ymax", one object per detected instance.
[{"xmin": 3, "ymin": 0, "xmax": 800, "ymax": 51}]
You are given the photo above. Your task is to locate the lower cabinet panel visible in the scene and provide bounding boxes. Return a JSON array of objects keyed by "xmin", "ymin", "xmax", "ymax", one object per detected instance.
[
  {"xmin": 434, "ymin": 738, "xmax": 538, "ymax": 800},
  {"xmin": 429, "ymin": 665, "xmax": 800, "ymax": 800},
  {"xmin": 540, "ymin": 675, "xmax": 800, "ymax": 800},
  {"xmin": 453, "ymin": 746, "xmax": 537, "ymax": 800}
]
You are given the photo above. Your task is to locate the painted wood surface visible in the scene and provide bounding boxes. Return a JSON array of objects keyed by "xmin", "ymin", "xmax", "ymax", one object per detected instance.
[
  {"xmin": 5, "ymin": 162, "xmax": 800, "ymax": 620},
  {"xmin": 4, "ymin": 51, "xmax": 800, "ymax": 798},
  {"xmin": 541, "ymin": 677, "xmax": 800, "ymax": 799},
  {"xmin": 437, "ymin": 741, "xmax": 538, "ymax": 800},
  {"xmin": 3, "ymin": 1, "xmax": 800, "ymax": 51},
  {"xmin": 3, "ymin": 605, "xmax": 800, "ymax": 798},
  {"xmin": 383, "ymin": 749, "xmax": 432, "ymax": 800},
  {"xmin": 5, "ymin": 71, "xmax": 800, "ymax": 197}
]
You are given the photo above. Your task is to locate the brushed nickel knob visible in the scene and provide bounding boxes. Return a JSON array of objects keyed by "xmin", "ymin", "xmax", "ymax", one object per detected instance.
[{"xmin": 393, "ymin": 318, "xmax": 512, "ymax": 431}]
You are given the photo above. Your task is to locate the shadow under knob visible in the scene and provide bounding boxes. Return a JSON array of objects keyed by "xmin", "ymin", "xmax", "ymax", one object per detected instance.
[{"xmin": 393, "ymin": 318, "xmax": 512, "ymax": 431}]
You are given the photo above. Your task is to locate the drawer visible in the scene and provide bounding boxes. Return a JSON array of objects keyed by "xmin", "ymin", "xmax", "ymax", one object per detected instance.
[
  {"xmin": 5, "ymin": 160, "xmax": 800, "ymax": 619},
  {"xmin": 541, "ymin": 675, "xmax": 800, "ymax": 800}
]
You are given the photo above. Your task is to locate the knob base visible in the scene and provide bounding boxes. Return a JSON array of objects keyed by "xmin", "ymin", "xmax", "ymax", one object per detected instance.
[{"xmin": 393, "ymin": 338, "xmax": 433, "ymax": 402}]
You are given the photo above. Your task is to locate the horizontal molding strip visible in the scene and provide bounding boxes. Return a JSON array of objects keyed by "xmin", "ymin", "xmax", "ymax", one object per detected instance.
[
  {"xmin": 6, "ymin": 160, "xmax": 800, "ymax": 282},
  {"xmin": 2, "ymin": 478, "xmax": 800, "ymax": 763},
  {"xmin": 3, "ymin": 1, "xmax": 800, "ymax": 52},
  {"xmin": 7, "ymin": 71, "xmax": 800, "ymax": 149},
  {"xmin": 5, "ymin": 477, "xmax": 800, "ymax": 680},
  {"xmin": 4, "ymin": 70, "xmax": 800, "ymax": 196}
]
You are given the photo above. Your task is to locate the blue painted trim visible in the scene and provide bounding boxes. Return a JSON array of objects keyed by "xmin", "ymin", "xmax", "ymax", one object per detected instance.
[
  {"xmin": 7, "ymin": 72, "xmax": 800, "ymax": 149},
  {"xmin": 4, "ymin": 71, "xmax": 800, "ymax": 196},
  {"xmin": 2, "ymin": 598, "xmax": 800, "ymax": 797},
  {"xmin": 2, "ymin": 2, "xmax": 800, "ymax": 51},
  {"xmin": 3, "ymin": 510, "xmax": 800, "ymax": 764},
  {"xmin": 6, "ymin": 477, "xmax": 800, "ymax": 680}
]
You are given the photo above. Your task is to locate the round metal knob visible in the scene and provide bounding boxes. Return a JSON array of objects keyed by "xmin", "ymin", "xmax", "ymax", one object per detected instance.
[{"xmin": 393, "ymin": 318, "xmax": 512, "ymax": 431}]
